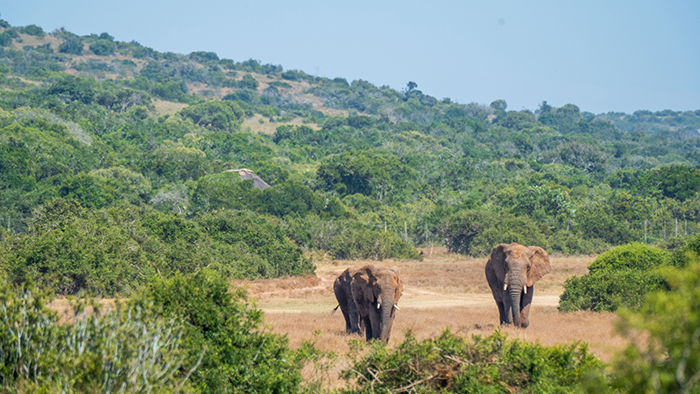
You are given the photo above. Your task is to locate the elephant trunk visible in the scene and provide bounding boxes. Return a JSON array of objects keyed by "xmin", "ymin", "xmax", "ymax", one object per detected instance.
[
  {"xmin": 508, "ymin": 264, "xmax": 527, "ymax": 327},
  {"xmin": 509, "ymin": 286, "xmax": 522, "ymax": 327},
  {"xmin": 378, "ymin": 288, "xmax": 395, "ymax": 342}
]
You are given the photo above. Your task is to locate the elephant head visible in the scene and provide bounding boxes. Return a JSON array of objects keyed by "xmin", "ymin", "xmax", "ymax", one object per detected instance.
[
  {"xmin": 350, "ymin": 265, "xmax": 403, "ymax": 342},
  {"xmin": 333, "ymin": 268, "xmax": 362, "ymax": 335},
  {"xmin": 485, "ymin": 243, "xmax": 550, "ymax": 328}
]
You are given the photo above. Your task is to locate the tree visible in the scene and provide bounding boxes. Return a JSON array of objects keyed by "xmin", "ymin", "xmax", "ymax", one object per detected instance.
[
  {"xmin": 89, "ymin": 39, "xmax": 116, "ymax": 56},
  {"xmin": 178, "ymin": 100, "xmax": 245, "ymax": 131},
  {"xmin": 490, "ymin": 99, "xmax": 507, "ymax": 111},
  {"xmin": 58, "ymin": 37, "xmax": 84, "ymax": 55}
]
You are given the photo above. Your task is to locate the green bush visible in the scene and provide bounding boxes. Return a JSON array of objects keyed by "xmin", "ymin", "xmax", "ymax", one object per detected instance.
[
  {"xmin": 1, "ymin": 199, "xmax": 314, "ymax": 295},
  {"xmin": 19, "ymin": 24, "xmax": 45, "ymax": 37},
  {"xmin": 559, "ymin": 243, "xmax": 670, "ymax": 312},
  {"xmin": 0, "ymin": 281, "xmax": 198, "ymax": 392},
  {"xmin": 136, "ymin": 270, "xmax": 304, "ymax": 393},
  {"xmin": 670, "ymin": 233, "xmax": 700, "ymax": 267},
  {"xmin": 89, "ymin": 39, "xmax": 116, "ymax": 56},
  {"xmin": 439, "ymin": 209, "xmax": 547, "ymax": 256},
  {"xmin": 608, "ymin": 256, "xmax": 700, "ymax": 393},
  {"xmin": 58, "ymin": 37, "xmax": 84, "ymax": 55},
  {"xmin": 198, "ymin": 209, "xmax": 314, "ymax": 277},
  {"xmin": 178, "ymin": 99, "xmax": 245, "ymax": 131},
  {"xmin": 548, "ymin": 229, "xmax": 610, "ymax": 255},
  {"xmin": 339, "ymin": 328, "xmax": 603, "ymax": 393},
  {"xmin": 329, "ymin": 226, "xmax": 420, "ymax": 260},
  {"xmin": 0, "ymin": 31, "xmax": 14, "ymax": 47}
]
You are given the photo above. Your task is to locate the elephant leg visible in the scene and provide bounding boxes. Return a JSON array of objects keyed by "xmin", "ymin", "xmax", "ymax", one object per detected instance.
[
  {"xmin": 349, "ymin": 300, "xmax": 361, "ymax": 334},
  {"xmin": 369, "ymin": 307, "xmax": 382, "ymax": 340},
  {"xmin": 519, "ymin": 286, "xmax": 534, "ymax": 328},
  {"xmin": 340, "ymin": 306, "xmax": 352, "ymax": 333},
  {"xmin": 502, "ymin": 295, "xmax": 513, "ymax": 325},
  {"xmin": 496, "ymin": 301, "xmax": 507, "ymax": 325},
  {"xmin": 362, "ymin": 316, "xmax": 373, "ymax": 341}
]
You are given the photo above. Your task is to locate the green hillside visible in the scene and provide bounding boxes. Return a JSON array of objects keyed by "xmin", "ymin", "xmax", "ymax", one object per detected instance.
[{"xmin": 1, "ymin": 20, "xmax": 700, "ymax": 295}]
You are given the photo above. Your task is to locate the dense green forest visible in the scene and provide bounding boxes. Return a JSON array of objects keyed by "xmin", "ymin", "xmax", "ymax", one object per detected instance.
[
  {"xmin": 1, "ymin": 20, "xmax": 700, "ymax": 295},
  {"xmin": 1, "ymin": 18, "xmax": 700, "ymax": 393}
]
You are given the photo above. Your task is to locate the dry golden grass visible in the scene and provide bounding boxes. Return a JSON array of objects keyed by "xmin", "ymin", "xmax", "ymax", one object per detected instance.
[
  {"xmin": 242, "ymin": 115, "xmax": 321, "ymax": 135},
  {"xmin": 252, "ymin": 249, "xmax": 626, "ymax": 367},
  {"xmin": 152, "ymin": 99, "xmax": 188, "ymax": 116}
]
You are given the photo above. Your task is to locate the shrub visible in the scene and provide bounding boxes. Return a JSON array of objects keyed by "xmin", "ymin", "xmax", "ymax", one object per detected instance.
[
  {"xmin": 19, "ymin": 24, "xmax": 44, "ymax": 37},
  {"xmin": 548, "ymin": 229, "xmax": 610, "ymax": 255},
  {"xmin": 610, "ymin": 256, "xmax": 700, "ymax": 393},
  {"xmin": 0, "ymin": 31, "xmax": 14, "ymax": 47},
  {"xmin": 670, "ymin": 233, "xmax": 700, "ymax": 267},
  {"xmin": 559, "ymin": 243, "xmax": 670, "ymax": 312},
  {"xmin": 339, "ymin": 328, "xmax": 603, "ymax": 393},
  {"xmin": 89, "ymin": 38, "xmax": 116, "ymax": 56},
  {"xmin": 136, "ymin": 271, "xmax": 304, "ymax": 393},
  {"xmin": 197, "ymin": 209, "xmax": 315, "ymax": 278},
  {"xmin": 58, "ymin": 37, "xmax": 84, "ymax": 55},
  {"xmin": 329, "ymin": 226, "xmax": 420, "ymax": 260},
  {"xmin": 0, "ymin": 281, "xmax": 198, "ymax": 392},
  {"xmin": 439, "ymin": 209, "xmax": 547, "ymax": 256},
  {"xmin": 178, "ymin": 99, "xmax": 245, "ymax": 131}
]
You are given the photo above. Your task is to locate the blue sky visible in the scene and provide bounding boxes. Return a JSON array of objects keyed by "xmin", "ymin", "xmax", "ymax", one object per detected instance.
[{"xmin": 2, "ymin": 1, "xmax": 699, "ymax": 114}]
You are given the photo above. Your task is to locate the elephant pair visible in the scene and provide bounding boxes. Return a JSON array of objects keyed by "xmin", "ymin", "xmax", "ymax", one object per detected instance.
[
  {"xmin": 485, "ymin": 243, "xmax": 551, "ymax": 328},
  {"xmin": 333, "ymin": 265, "xmax": 402, "ymax": 342}
]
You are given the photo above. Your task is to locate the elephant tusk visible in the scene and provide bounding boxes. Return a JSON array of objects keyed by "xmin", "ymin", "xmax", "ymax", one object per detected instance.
[
  {"xmin": 377, "ymin": 303, "xmax": 381, "ymax": 309},
  {"xmin": 377, "ymin": 294, "xmax": 382, "ymax": 309},
  {"xmin": 503, "ymin": 283, "xmax": 507, "ymax": 291},
  {"xmin": 394, "ymin": 304, "xmax": 400, "ymax": 311},
  {"xmin": 523, "ymin": 286, "xmax": 527, "ymax": 294}
]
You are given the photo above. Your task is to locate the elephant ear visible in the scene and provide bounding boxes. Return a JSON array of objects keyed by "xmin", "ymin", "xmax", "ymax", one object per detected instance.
[
  {"xmin": 352, "ymin": 265, "xmax": 378, "ymax": 302},
  {"xmin": 526, "ymin": 246, "xmax": 551, "ymax": 287},
  {"xmin": 487, "ymin": 244, "xmax": 510, "ymax": 283},
  {"xmin": 393, "ymin": 273, "xmax": 403, "ymax": 303}
]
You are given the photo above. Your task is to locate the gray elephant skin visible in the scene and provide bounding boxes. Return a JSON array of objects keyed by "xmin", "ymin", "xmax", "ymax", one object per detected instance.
[
  {"xmin": 485, "ymin": 243, "xmax": 551, "ymax": 328},
  {"xmin": 333, "ymin": 268, "xmax": 362, "ymax": 335},
  {"xmin": 349, "ymin": 265, "xmax": 403, "ymax": 342}
]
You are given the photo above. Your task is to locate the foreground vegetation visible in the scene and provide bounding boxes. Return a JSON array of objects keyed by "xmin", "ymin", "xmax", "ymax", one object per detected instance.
[{"xmin": 1, "ymin": 17, "xmax": 700, "ymax": 392}]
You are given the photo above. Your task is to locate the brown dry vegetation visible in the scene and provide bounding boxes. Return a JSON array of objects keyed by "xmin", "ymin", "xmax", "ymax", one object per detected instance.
[
  {"xmin": 152, "ymin": 99, "xmax": 189, "ymax": 117},
  {"xmin": 250, "ymin": 248, "xmax": 626, "ymax": 370}
]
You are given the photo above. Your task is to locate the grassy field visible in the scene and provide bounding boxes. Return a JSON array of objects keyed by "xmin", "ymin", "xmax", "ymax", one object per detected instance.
[{"xmin": 237, "ymin": 248, "xmax": 625, "ymax": 388}]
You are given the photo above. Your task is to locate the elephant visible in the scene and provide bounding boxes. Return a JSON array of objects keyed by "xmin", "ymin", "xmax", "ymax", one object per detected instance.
[
  {"xmin": 350, "ymin": 265, "xmax": 403, "ymax": 342},
  {"xmin": 485, "ymin": 243, "xmax": 551, "ymax": 328},
  {"xmin": 333, "ymin": 268, "xmax": 362, "ymax": 335}
]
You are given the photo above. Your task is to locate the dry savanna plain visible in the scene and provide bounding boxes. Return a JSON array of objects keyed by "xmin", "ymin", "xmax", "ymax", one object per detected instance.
[{"xmin": 236, "ymin": 248, "xmax": 628, "ymax": 387}]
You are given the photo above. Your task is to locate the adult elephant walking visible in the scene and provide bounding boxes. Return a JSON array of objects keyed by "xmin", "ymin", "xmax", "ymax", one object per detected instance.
[
  {"xmin": 351, "ymin": 265, "xmax": 403, "ymax": 342},
  {"xmin": 485, "ymin": 243, "xmax": 551, "ymax": 328},
  {"xmin": 333, "ymin": 268, "xmax": 361, "ymax": 335}
]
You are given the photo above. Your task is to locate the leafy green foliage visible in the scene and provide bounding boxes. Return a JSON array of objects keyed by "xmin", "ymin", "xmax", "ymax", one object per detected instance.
[
  {"xmin": 329, "ymin": 226, "xmax": 420, "ymax": 260},
  {"xmin": 559, "ymin": 243, "xmax": 670, "ymax": 312},
  {"xmin": 610, "ymin": 256, "xmax": 700, "ymax": 393},
  {"xmin": 439, "ymin": 209, "xmax": 547, "ymax": 256},
  {"xmin": 0, "ymin": 281, "xmax": 198, "ymax": 392},
  {"xmin": 339, "ymin": 329, "xmax": 603, "ymax": 393},
  {"xmin": 90, "ymin": 39, "xmax": 116, "ymax": 56},
  {"xmin": 0, "ymin": 199, "xmax": 314, "ymax": 295},
  {"xmin": 178, "ymin": 99, "xmax": 245, "ymax": 131},
  {"xmin": 136, "ymin": 271, "xmax": 304, "ymax": 393},
  {"xmin": 59, "ymin": 36, "xmax": 84, "ymax": 55}
]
